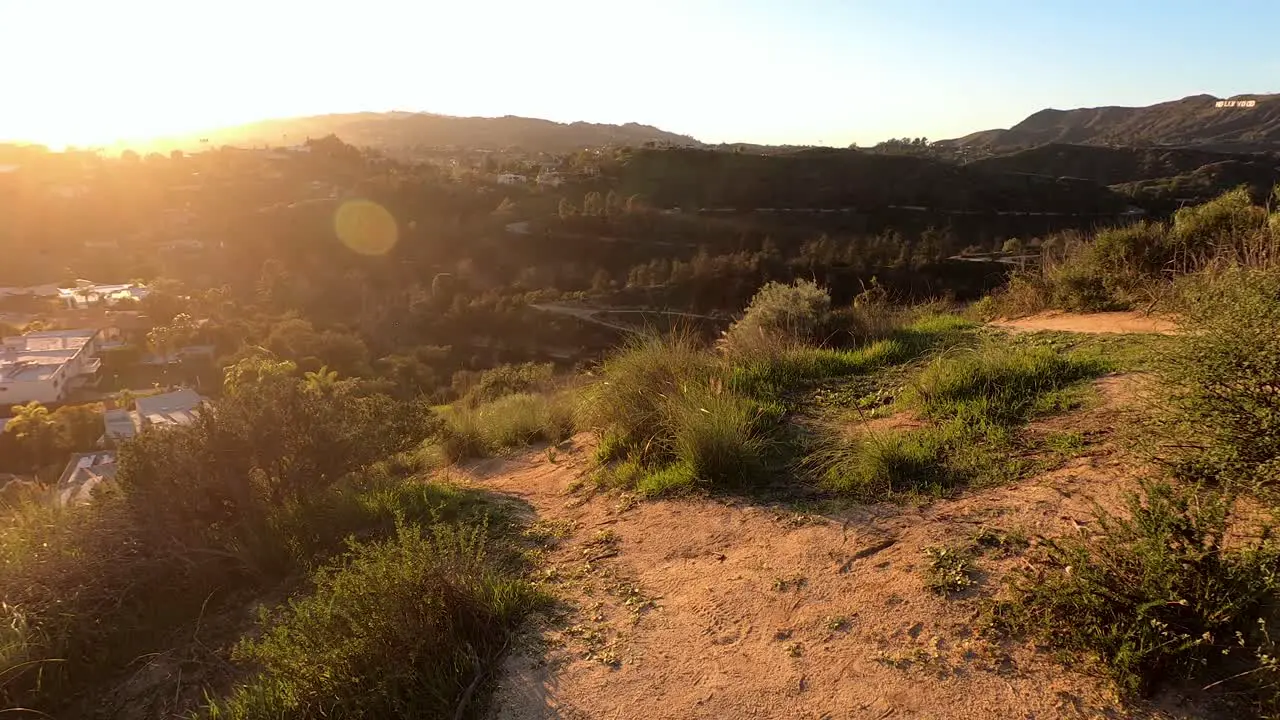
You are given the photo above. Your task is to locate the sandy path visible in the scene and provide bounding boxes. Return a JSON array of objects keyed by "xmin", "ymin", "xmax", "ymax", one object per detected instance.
[
  {"xmin": 991, "ymin": 311, "xmax": 1177, "ymax": 335},
  {"xmin": 464, "ymin": 379, "xmax": 1201, "ymax": 719}
]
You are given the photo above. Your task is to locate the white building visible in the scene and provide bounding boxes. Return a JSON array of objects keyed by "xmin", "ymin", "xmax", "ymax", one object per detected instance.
[
  {"xmin": 536, "ymin": 172, "xmax": 565, "ymax": 187},
  {"xmin": 58, "ymin": 281, "xmax": 150, "ymax": 309},
  {"xmin": 104, "ymin": 387, "xmax": 206, "ymax": 442},
  {"xmin": 0, "ymin": 329, "xmax": 112, "ymax": 405},
  {"xmin": 496, "ymin": 173, "xmax": 527, "ymax": 185}
]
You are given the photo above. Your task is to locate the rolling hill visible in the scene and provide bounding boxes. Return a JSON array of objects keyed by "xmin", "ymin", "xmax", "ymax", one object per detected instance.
[
  {"xmin": 939, "ymin": 93, "xmax": 1280, "ymax": 153},
  {"xmin": 165, "ymin": 112, "xmax": 701, "ymax": 154}
]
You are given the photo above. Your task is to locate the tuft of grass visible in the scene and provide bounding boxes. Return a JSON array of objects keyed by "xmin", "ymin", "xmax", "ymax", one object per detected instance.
[
  {"xmin": 210, "ymin": 520, "xmax": 545, "ymax": 720},
  {"xmin": 813, "ymin": 427, "xmax": 960, "ymax": 500},
  {"xmin": 579, "ymin": 330, "xmax": 714, "ymax": 465},
  {"xmin": 663, "ymin": 383, "xmax": 778, "ymax": 488},
  {"xmin": 993, "ymin": 480, "xmax": 1280, "ymax": 706},
  {"xmin": 922, "ymin": 545, "xmax": 976, "ymax": 595},
  {"xmin": 440, "ymin": 392, "xmax": 576, "ymax": 462},
  {"xmin": 912, "ymin": 345, "xmax": 1108, "ymax": 428},
  {"xmin": 728, "ymin": 340, "xmax": 907, "ymax": 401}
]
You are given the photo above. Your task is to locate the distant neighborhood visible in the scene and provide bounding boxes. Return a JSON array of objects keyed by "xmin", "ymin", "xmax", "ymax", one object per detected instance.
[{"xmin": 0, "ymin": 280, "xmax": 211, "ymax": 506}]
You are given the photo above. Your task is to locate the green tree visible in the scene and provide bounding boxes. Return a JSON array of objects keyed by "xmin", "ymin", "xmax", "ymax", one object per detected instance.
[
  {"xmin": 5, "ymin": 402, "xmax": 62, "ymax": 475},
  {"xmin": 223, "ymin": 356, "xmax": 299, "ymax": 395},
  {"xmin": 51, "ymin": 404, "xmax": 103, "ymax": 453},
  {"xmin": 147, "ymin": 312, "xmax": 198, "ymax": 364},
  {"xmin": 558, "ymin": 198, "xmax": 577, "ymax": 220}
]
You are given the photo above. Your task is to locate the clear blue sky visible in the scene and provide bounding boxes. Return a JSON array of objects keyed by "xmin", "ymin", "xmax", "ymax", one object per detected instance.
[{"xmin": 3, "ymin": 0, "xmax": 1278, "ymax": 148}]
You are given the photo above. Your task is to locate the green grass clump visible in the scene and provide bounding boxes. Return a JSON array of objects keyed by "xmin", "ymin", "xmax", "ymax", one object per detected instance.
[
  {"xmin": 665, "ymin": 385, "xmax": 779, "ymax": 488},
  {"xmin": 814, "ymin": 427, "xmax": 957, "ymax": 499},
  {"xmin": 440, "ymin": 392, "xmax": 576, "ymax": 461},
  {"xmin": 581, "ymin": 331, "xmax": 782, "ymax": 495},
  {"xmin": 913, "ymin": 345, "xmax": 1108, "ymax": 428},
  {"xmin": 728, "ymin": 340, "xmax": 906, "ymax": 401},
  {"xmin": 211, "ymin": 521, "xmax": 544, "ymax": 720},
  {"xmin": 579, "ymin": 330, "xmax": 714, "ymax": 464},
  {"xmin": 812, "ymin": 340, "xmax": 1100, "ymax": 501},
  {"xmin": 994, "ymin": 480, "xmax": 1280, "ymax": 708}
]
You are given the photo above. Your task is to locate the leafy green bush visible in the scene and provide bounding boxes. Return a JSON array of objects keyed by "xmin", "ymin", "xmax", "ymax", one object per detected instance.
[
  {"xmin": 118, "ymin": 373, "xmax": 441, "ymax": 564},
  {"xmin": 1045, "ymin": 255, "xmax": 1118, "ymax": 312},
  {"xmin": 995, "ymin": 481, "xmax": 1280, "ymax": 705},
  {"xmin": 913, "ymin": 345, "xmax": 1108, "ymax": 428},
  {"xmin": 1170, "ymin": 186, "xmax": 1270, "ymax": 267},
  {"xmin": 1156, "ymin": 268, "xmax": 1280, "ymax": 488},
  {"xmin": 721, "ymin": 279, "xmax": 832, "ymax": 355},
  {"xmin": 212, "ymin": 521, "xmax": 544, "ymax": 719}
]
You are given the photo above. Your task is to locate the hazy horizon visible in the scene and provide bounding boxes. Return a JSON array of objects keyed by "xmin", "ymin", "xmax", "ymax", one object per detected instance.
[{"xmin": 4, "ymin": 0, "xmax": 1279, "ymax": 150}]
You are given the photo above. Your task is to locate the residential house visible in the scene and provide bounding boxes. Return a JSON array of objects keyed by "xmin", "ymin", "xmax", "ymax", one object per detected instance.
[
  {"xmin": 0, "ymin": 329, "xmax": 111, "ymax": 405},
  {"xmin": 56, "ymin": 451, "xmax": 117, "ymax": 507},
  {"xmin": 104, "ymin": 387, "xmax": 206, "ymax": 442},
  {"xmin": 58, "ymin": 280, "xmax": 150, "ymax": 309},
  {"xmin": 496, "ymin": 173, "xmax": 527, "ymax": 185},
  {"xmin": 536, "ymin": 172, "xmax": 564, "ymax": 187}
]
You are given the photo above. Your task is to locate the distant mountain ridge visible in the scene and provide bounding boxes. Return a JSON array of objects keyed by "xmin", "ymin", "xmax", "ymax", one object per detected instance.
[
  {"xmin": 939, "ymin": 94, "xmax": 1280, "ymax": 152},
  {"xmin": 173, "ymin": 112, "xmax": 701, "ymax": 154}
]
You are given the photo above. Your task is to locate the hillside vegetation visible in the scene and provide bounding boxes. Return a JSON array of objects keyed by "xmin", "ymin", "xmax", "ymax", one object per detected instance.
[{"xmin": 11, "ymin": 186, "xmax": 1280, "ymax": 718}]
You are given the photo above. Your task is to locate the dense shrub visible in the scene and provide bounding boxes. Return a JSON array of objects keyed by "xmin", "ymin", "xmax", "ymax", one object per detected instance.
[
  {"xmin": 995, "ymin": 481, "xmax": 1280, "ymax": 707},
  {"xmin": 1170, "ymin": 186, "xmax": 1270, "ymax": 267},
  {"xmin": 211, "ymin": 521, "xmax": 544, "ymax": 719},
  {"xmin": 1156, "ymin": 268, "xmax": 1280, "ymax": 488},
  {"xmin": 453, "ymin": 362, "xmax": 555, "ymax": 407},
  {"xmin": 986, "ymin": 188, "xmax": 1280, "ymax": 316},
  {"xmin": 118, "ymin": 372, "xmax": 441, "ymax": 568},
  {"xmin": 1090, "ymin": 221, "xmax": 1172, "ymax": 280},
  {"xmin": 721, "ymin": 279, "xmax": 832, "ymax": 355}
]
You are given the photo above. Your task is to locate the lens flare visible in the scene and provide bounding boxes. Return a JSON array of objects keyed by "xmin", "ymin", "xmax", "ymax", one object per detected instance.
[{"xmin": 334, "ymin": 199, "xmax": 398, "ymax": 255}]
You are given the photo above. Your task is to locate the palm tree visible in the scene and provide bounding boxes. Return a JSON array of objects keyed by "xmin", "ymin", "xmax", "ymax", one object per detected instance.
[{"xmin": 303, "ymin": 365, "xmax": 340, "ymax": 394}]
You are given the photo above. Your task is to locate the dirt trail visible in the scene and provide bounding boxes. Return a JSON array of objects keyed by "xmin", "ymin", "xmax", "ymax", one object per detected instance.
[
  {"xmin": 463, "ymin": 377, "xmax": 1200, "ymax": 720},
  {"xmin": 991, "ymin": 311, "xmax": 1177, "ymax": 335}
]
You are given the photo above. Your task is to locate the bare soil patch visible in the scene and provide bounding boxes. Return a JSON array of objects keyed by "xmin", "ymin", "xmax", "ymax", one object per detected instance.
[
  {"xmin": 991, "ymin": 311, "xmax": 1178, "ymax": 335},
  {"xmin": 462, "ymin": 421, "xmax": 1204, "ymax": 719}
]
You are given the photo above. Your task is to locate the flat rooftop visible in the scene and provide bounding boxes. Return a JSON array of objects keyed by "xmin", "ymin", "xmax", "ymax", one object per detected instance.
[
  {"xmin": 0, "ymin": 329, "xmax": 98, "ymax": 383},
  {"xmin": 0, "ymin": 353, "xmax": 72, "ymax": 382}
]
